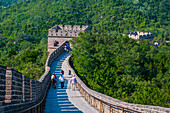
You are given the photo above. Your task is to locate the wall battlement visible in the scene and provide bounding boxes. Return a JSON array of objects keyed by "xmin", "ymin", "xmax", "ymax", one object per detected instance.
[
  {"xmin": 1, "ymin": 41, "xmax": 170, "ymax": 113},
  {"xmin": 48, "ymin": 25, "xmax": 89, "ymax": 54},
  {"xmin": 48, "ymin": 25, "xmax": 89, "ymax": 37},
  {"xmin": 0, "ymin": 43, "xmax": 65, "ymax": 113}
]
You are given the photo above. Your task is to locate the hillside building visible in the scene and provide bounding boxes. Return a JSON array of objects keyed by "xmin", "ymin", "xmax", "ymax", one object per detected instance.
[
  {"xmin": 48, "ymin": 25, "xmax": 89, "ymax": 53},
  {"xmin": 128, "ymin": 31, "xmax": 153, "ymax": 40}
]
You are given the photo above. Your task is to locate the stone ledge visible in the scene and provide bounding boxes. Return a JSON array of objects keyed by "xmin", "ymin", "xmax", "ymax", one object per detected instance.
[
  {"xmin": 0, "ymin": 43, "xmax": 65, "ymax": 112},
  {"xmin": 66, "ymin": 56, "xmax": 170, "ymax": 113}
]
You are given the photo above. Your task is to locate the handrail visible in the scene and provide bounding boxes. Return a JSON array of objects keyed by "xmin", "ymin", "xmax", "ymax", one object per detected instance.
[{"xmin": 66, "ymin": 55, "xmax": 170, "ymax": 113}]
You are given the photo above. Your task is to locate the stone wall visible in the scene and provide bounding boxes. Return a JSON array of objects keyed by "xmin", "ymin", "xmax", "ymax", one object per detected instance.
[
  {"xmin": 66, "ymin": 56, "xmax": 170, "ymax": 113},
  {"xmin": 0, "ymin": 65, "xmax": 6, "ymax": 108},
  {"xmin": 48, "ymin": 25, "xmax": 89, "ymax": 54},
  {"xmin": 48, "ymin": 36, "xmax": 72, "ymax": 54},
  {"xmin": 0, "ymin": 43, "xmax": 65, "ymax": 113}
]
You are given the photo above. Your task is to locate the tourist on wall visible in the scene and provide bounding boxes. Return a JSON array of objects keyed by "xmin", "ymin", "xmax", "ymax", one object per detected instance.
[
  {"xmin": 59, "ymin": 74, "xmax": 65, "ymax": 88},
  {"xmin": 64, "ymin": 45, "xmax": 67, "ymax": 52},
  {"xmin": 51, "ymin": 73, "xmax": 57, "ymax": 89},
  {"xmin": 65, "ymin": 41, "xmax": 69, "ymax": 49},
  {"xmin": 70, "ymin": 75, "xmax": 77, "ymax": 91},
  {"xmin": 60, "ymin": 69, "xmax": 64, "ymax": 75}
]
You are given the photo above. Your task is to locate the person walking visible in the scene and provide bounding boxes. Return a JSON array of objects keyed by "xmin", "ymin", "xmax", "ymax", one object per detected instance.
[
  {"xmin": 64, "ymin": 45, "xmax": 67, "ymax": 52},
  {"xmin": 51, "ymin": 73, "xmax": 55, "ymax": 81},
  {"xmin": 59, "ymin": 74, "xmax": 65, "ymax": 88},
  {"xmin": 60, "ymin": 69, "xmax": 64, "ymax": 75},
  {"xmin": 51, "ymin": 73, "xmax": 57, "ymax": 89},
  {"xmin": 70, "ymin": 75, "xmax": 77, "ymax": 91}
]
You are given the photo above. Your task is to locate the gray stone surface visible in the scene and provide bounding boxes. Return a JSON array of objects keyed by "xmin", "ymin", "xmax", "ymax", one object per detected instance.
[
  {"xmin": 44, "ymin": 51, "xmax": 99, "ymax": 113},
  {"xmin": 48, "ymin": 25, "xmax": 89, "ymax": 54}
]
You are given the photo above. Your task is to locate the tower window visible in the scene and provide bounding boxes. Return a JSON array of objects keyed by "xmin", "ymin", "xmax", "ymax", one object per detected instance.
[{"xmin": 54, "ymin": 41, "xmax": 59, "ymax": 46}]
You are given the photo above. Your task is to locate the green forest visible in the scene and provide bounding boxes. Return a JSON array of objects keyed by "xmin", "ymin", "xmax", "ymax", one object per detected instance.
[
  {"xmin": 0, "ymin": 0, "xmax": 20, "ymax": 11},
  {"xmin": 71, "ymin": 31, "xmax": 170, "ymax": 108},
  {"xmin": 0, "ymin": 0, "xmax": 169, "ymax": 107}
]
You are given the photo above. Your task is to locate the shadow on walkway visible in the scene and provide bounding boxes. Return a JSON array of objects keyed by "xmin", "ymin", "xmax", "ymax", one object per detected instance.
[{"xmin": 44, "ymin": 52, "xmax": 83, "ymax": 113}]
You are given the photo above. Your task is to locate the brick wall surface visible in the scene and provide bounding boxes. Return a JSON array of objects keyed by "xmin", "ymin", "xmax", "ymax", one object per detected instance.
[
  {"xmin": 0, "ymin": 43, "xmax": 65, "ymax": 113},
  {"xmin": 0, "ymin": 65, "xmax": 6, "ymax": 107},
  {"xmin": 48, "ymin": 25, "xmax": 88, "ymax": 54}
]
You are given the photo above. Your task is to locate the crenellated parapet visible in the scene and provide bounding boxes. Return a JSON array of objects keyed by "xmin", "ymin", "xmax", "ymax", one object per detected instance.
[
  {"xmin": 48, "ymin": 25, "xmax": 89, "ymax": 54},
  {"xmin": 0, "ymin": 42, "xmax": 65, "ymax": 113},
  {"xmin": 48, "ymin": 25, "xmax": 89, "ymax": 37}
]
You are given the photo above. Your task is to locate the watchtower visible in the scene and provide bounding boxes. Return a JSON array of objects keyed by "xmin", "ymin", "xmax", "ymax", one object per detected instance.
[
  {"xmin": 128, "ymin": 31, "xmax": 153, "ymax": 40},
  {"xmin": 48, "ymin": 25, "xmax": 89, "ymax": 53}
]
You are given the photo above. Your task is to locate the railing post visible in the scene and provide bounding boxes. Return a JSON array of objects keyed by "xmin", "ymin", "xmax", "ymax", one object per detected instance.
[
  {"xmin": 22, "ymin": 76, "xmax": 25, "ymax": 102},
  {"xmin": 40, "ymin": 103, "xmax": 43, "ymax": 113},
  {"xmin": 30, "ymin": 80, "xmax": 32, "ymax": 100},
  {"xmin": 5, "ymin": 67, "xmax": 12, "ymax": 103},
  {"xmin": 109, "ymin": 104, "xmax": 111, "ymax": 113},
  {"xmin": 31, "ymin": 80, "xmax": 36, "ymax": 100},
  {"xmin": 89, "ymin": 94, "xmax": 90, "ymax": 104},
  {"xmin": 30, "ymin": 108, "xmax": 33, "ymax": 113},
  {"xmin": 122, "ymin": 108, "xmax": 124, "ymax": 113},
  {"xmin": 0, "ymin": 66, "xmax": 6, "ymax": 108},
  {"xmin": 24, "ymin": 76, "xmax": 30, "ymax": 102},
  {"xmin": 100, "ymin": 101, "xmax": 102, "ymax": 113},
  {"xmin": 94, "ymin": 97, "xmax": 96, "ymax": 107},
  {"xmin": 37, "ymin": 105, "xmax": 40, "ymax": 113},
  {"xmin": 103, "ymin": 103, "xmax": 104, "ymax": 113}
]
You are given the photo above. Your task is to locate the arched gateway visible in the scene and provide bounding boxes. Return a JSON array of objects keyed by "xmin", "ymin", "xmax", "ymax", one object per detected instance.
[{"xmin": 48, "ymin": 25, "xmax": 89, "ymax": 53}]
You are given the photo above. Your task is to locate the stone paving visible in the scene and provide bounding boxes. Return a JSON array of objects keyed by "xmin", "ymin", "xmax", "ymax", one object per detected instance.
[{"xmin": 44, "ymin": 51, "xmax": 99, "ymax": 113}]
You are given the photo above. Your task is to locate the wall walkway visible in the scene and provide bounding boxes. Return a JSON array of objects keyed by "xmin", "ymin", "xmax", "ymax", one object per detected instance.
[
  {"xmin": 0, "ymin": 42, "xmax": 170, "ymax": 113},
  {"xmin": 43, "ymin": 51, "xmax": 99, "ymax": 113},
  {"xmin": 65, "ymin": 56, "xmax": 170, "ymax": 113},
  {"xmin": 0, "ymin": 43, "xmax": 65, "ymax": 113}
]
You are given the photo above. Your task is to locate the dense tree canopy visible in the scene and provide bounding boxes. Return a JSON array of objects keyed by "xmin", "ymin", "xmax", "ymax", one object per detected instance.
[
  {"xmin": 0, "ymin": 0, "xmax": 20, "ymax": 11},
  {"xmin": 71, "ymin": 30, "xmax": 170, "ymax": 107},
  {"xmin": 0, "ymin": 0, "xmax": 169, "ymax": 106}
]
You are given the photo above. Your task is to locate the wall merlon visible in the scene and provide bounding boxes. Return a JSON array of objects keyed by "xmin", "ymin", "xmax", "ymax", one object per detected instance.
[
  {"xmin": 58, "ymin": 25, "xmax": 63, "ymax": 30},
  {"xmin": 48, "ymin": 25, "xmax": 88, "ymax": 37},
  {"xmin": 48, "ymin": 25, "xmax": 88, "ymax": 53},
  {"xmin": 73, "ymin": 25, "xmax": 80, "ymax": 30},
  {"xmin": 64, "ymin": 25, "xmax": 72, "ymax": 30},
  {"xmin": 82, "ymin": 25, "xmax": 89, "ymax": 30}
]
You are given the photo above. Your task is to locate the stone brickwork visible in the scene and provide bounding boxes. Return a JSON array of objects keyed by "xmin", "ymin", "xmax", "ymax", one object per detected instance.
[
  {"xmin": 0, "ymin": 43, "xmax": 65, "ymax": 113},
  {"xmin": 0, "ymin": 65, "xmax": 6, "ymax": 107},
  {"xmin": 48, "ymin": 25, "xmax": 89, "ymax": 54},
  {"xmin": 0, "ymin": 39, "xmax": 170, "ymax": 113}
]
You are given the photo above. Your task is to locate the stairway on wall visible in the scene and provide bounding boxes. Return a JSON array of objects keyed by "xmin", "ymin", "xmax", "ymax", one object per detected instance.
[{"xmin": 43, "ymin": 51, "xmax": 99, "ymax": 113}]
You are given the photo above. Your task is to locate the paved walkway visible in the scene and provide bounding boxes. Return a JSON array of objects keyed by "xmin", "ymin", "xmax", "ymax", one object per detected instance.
[{"xmin": 44, "ymin": 52, "xmax": 99, "ymax": 113}]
